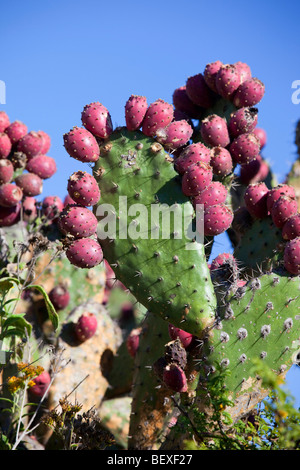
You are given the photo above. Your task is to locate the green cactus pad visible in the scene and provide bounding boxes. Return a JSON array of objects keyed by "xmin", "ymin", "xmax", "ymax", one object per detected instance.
[
  {"xmin": 202, "ymin": 271, "xmax": 300, "ymax": 399},
  {"xmin": 93, "ymin": 128, "xmax": 216, "ymax": 337}
]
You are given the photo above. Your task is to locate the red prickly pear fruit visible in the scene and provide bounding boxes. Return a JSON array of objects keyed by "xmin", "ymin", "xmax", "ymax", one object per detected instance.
[
  {"xmin": 37, "ymin": 130, "xmax": 51, "ymax": 154},
  {"xmin": 228, "ymin": 107, "xmax": 258, "ymax": 137},
  {"xmin": 0, "ymin": 111, "xmax": 10, "ymax": 132},
  {"xmin": 74, "ymin": 312, "xmax": 98, "ymax": 342},
  {"xmin": 266, "ymin": 184, "xmax": 296, "ymax": 212},
  {"xmin": 271, "ymin": 195, "xmax": 298, "ymax": 228},
  {"xmin": 67, "ymin": 170, "xmax": 100, "ymax": 207},
  {"xmin": 239, "ymin": 154, "xmax": 269, "ymax": 185},
  {"xmin": 81, "ymin": 102, "xmax": 113, "ymax": 139},
  {"xmin": 284, "ymin": 237, "xmax": 300, "ymax": 275},
  {"xmin": 210, "ymin": 147, "xmax": 233, "ymax": 177},
  {"xmin": 253, "ymin": 127, "xmax": 267, "ymax": 149},
  {"xmin": 0, "ymin": 160, "xmax": 14, "ymax": 184},
  {"xmin": 66, "ymin": 238, "xmax": 103, "ymax": 269},
  {"xmin": 233, "ymin": 78, "xmax": 265, "ymax": 108},
  {"xmin": 244, "ymin": 182, "xmax": 269, "ymax": 219},
  {"xmin": 282, "ymin": 214, "xmax": 300, "ymax": 240},
  {"xmin": 22, "ymin": 196, "xmax": 37, "ymax": 222},
  {"xmin": 210, "ymin": 252, "xmax": 237, "ymax": 271},
  {"xmin": 126, "ymin": 328, "xmax": 141, "ymax": 358},
  {"xmin": 215, "ymin": 63, "xmax": 242, "ymax": 99},
  {"xmin": 0, "ymin": 204, "xmax": 21, "ymax": 227},
  {"xmin": 42, "ymin": 195, "xmax": 64, "ymax": 219},
  {"xmin": 156, "ymin": 120, "xmax": 193, "ymax": 150},
  {"xmin": 26, "ymin": 154, "xmax": 57, "ymax": 179},
  {"xmin": 201, "ymin": 203, "xmax": 233, "ymax": 236},
  {"xmin": 181, "ymin": 161, "xmax": 213, "ymax": 197},
  {"xmin": 142, "ymin": 99, "xmax": 174, "ymax": 137},
  {"xmin": 0, "ymin": 132, "xmax": 12, "ymax": 158},
  {"xmin": 5, "ymin": 121, "xmax": 28, "ymax": 145},
  {"xmin": 17, "ymin": 131, "xmax": 43, "ymax": 158},
  {"xmin": 168, "ymin": 324, "xmax": 195, "ymax": 349},
  {"xmin": 234, "ymin": 61, "xmax": 252, "ymax": 82},
  {"xmin": 203, "ymin": 60, "xmax": 223, "ymax": 93},
  {"xmin": 125, "ymin": 95, "xmax": 148, "ymax": 131},
  {"xmin": 174, "ymin": 142, "xmax": 211, "ymax": 175},
  {"xmin": 200, "ymin": 114, "xmax": 230, "ymax": 148},
  {"xmin": 58, "ymin": 205, "xmax": 98, "ymax": 239},
  {"xmin": 64, "ymin": 194, "xmax": 76, "ymax": 207},
  {"xmin": 192, "ymin": 181, "xmax": 227, "ymax": 209},
  {"xmin": 172, "ymin": 86, "xmax": 202, "ymax": 119},
  {"xmin": 49, "ymin": 284, "xmax": 70, "ymax": 310},
  {"xmin": 229, "ymin": 132, "xmax": 261, "ymax": 165},
  {"xmin": 15, "ymin": 172, "xmax": 43, "ymax": 197},
  {"xmin": 28, "ymin": 370, "xmax": 51, "ymax": 398},
  {"xmin": 162, "ymin": 363, "xmax": 188, "ymax": 393},
  {"xmin": 185, "ymin": 73, "xmax": 215, "ymax": 108},
  {"xmin": 0, "ymin": 183, "xmax": 23, "ymax": 207},
  {"xmin": 63, "ymin": 127, "xmax": 100, "ymax": 163}
]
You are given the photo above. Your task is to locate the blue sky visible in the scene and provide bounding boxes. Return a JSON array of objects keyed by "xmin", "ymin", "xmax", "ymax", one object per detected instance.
[{"xmin": 1, "ymin": 0, "xmax": 300, "ymax": 404}]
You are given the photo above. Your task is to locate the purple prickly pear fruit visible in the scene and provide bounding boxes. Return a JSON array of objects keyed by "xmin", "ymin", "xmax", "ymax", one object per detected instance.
[
  {"xmin": 282, "ymin": 214, "xmax": 300, "ymax": 240},
  {"xmin": 271, "ymin": 195, "xmax": 298, "ymax": 228},
  {"xmin": 0, "ymin": 204, "xmax": 21, "ymax": 227},
  {"xmin": 192, "ymin": 181, "xmax": 227, "ymax": 209},
  {"xmin": 181, "ymin": 161, "xmax": 213, "ymax": 196},
  {"xmin": 26, "ymin": 154, "xmax": 57, "ymax": 179},
  {"xmin": 156, "ymin": 119, "xmax": 193, "ymax": 150},
  {"xmin": 234, "ymin": 61, "xmax": 252, "ymax": 82},
  {"xmin": 168, "ymin": 324, "xmax": 195, "ymax": 349},
  {"xmin": 142, "ymin": 99, "xmax": 174, "ymax": 137},
  {"xmin": 15, "ymin": 172, "xmax": 43, "ymax": 197},
  {"xmin": 203, "ymin": 60, "xmax": 223, "ymax": 93},
  {"xmin": 284, "ymin": 237, "xmax": 300, "ymax": 275},
  {"xmin": 253, "ymin": 127, "xmax": 267, "ymax": 149},
  {"xmin": 185, "ymin": 73, "xmax": 215, "ymax": 108},
  {"xmin": 64, "ymin": 194, "xmax": 76, "ymax": 207},
  {"xmin": 58, "ymin": 205, "xmax": 98, "ymax": 239},
  {"xmin": 63, "ymin": 127, "xmax": 100, "ymax": 163},
  {"xmin": 228, "ymin": 107, "xmax": 258, "ymax": 137},
  {"xmin": 37, "ymin": 130, "xmax": 51, "ymax": 154},
  {"xmin": 210, "ymin": 252, "xmax": 237, "ymax": 271},
  {"xmin": 0, "ymin": 112, "xmax": 10, "ymax": 133},
  {"xmin": 49, "ymin": 284, "xmax": 70, "ymax": 310},
  {"xmin": 233, "ymin": 78, "xmax": 265, "ymax": 108},
  {"xmin": 201, "ymin": 203, "xmax": 233, "ymax": 236},
  {"xmin": 162, "ymin": 363, "xmax": 188, "ymax": 393},
  {"xmin": 5, "ymin": 121, "xmax": 28, "ymax": 145},
  {"xmin": 42, "ymin": 195, "xmax": 64, "ymax": 219},
  {"xmin": 266, "ymin": 184, "xmax": 296, "ymax": 212},
  {"xmin": 81, "ymin": 102, "xmax": 113, "ymax": 139},
  {"xmin": 126, "ymin": 327, "xmax": 141, "ymax": 358},
  {"xmin": 22, "ymin": 196, "xmax": 37, "ymax": 222},
  {"xmin": 244, "ymin": 182, "xmax": 269, "ymax": 219},
  {"xmin": 0, "ymin": 132, "xmax": 12, "ymax": 158},
  {"xmin": 28, "ymin": 370, "xmax": 51, "ymax": 398},
  {"xmin": 172, "ymin": 86, "xmax": 202, "ymax": 119},
  {"xmin": 17, "ymin": 131, "xmax": 43, "ymax": 158},
  {"xmin": 215, "ymin": 63, "xmax": 242, "ymax": 99},
  {"xmin": 0, "ymin": 160, "xmax": 14, "ymax": 184},
  {"xmin": 229, "ymin": 132, "xmax": 261, "ymax": 165},
  {"xmin": 200, "ymin": 114, "xmax": 230, "ymax": 148},
  {"xmin": 67, "ymin": 170, "xmax": 100, "ymax": 207},
  {"xmin": 125, "ymin": 95, "xmax": 148, "ymax": 131},
  {"xmin": 239, "ymin": 154, "xmax": 268, "ymax": 185},
  {"xmin": 74, "ymin": 312, "xmax": 98, "ymax": 342},
  {"xmin": 174, "ymin": 142, "xmax": 211, "ymax": 175},
  {"xmin": 0, "ymin": 183, "xmax": 23, "ymax": 207},
  {"xmin": 173, "ymin": 109, "xmax": 193, "ymax": 126},
  {"xmin": 210, "ymin": 147, "xmax": 233, "ymax": 177},
  {"xmin": 66, "ymin": 238, "xmax": 103, "ymax": 268}
]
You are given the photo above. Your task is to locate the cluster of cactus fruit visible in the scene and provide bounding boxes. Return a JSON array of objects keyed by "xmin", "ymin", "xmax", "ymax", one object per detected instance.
[{"xmin": 2, "ymin": 58, "xmax": 300, "ymax": 450}]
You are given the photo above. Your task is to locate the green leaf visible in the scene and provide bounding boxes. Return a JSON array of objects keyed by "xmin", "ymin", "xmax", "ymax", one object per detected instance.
[
  {"xmin": 0, "ymin": 277, "xmax": 20, "ymax": 293},
  {"xmin": 2, "ymin": 314, "xmax": 32, "ymax": 338},
  {"xmin": 25, "ymin": 284, "xmax": 59, "ymax": 330}
]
